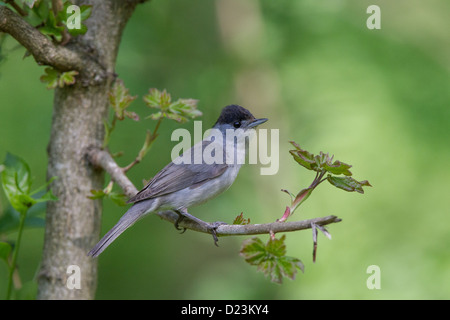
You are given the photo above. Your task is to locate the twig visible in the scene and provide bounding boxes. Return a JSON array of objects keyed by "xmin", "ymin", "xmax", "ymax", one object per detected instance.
[
  {"xmin": 86, "ymin": 146, "xmax": 342, "ymax": 237},
  {"xmin": 5, "ymin": 0, "xmax": 28, "ymax": 17},
  {"xmin": 86, "ymin": 146, "xmax": 138, "ymax": 197},
  {"xmin": 122, "ymin": 118, "xmax": 162, "ymax": 173},
  {"xmin": 51, "ymin": 0, "xmax": 63, "ymax": 16}
]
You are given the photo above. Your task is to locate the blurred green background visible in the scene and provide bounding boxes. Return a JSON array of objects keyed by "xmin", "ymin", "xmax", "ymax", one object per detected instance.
[{"xmin": 1, "ymin": 0, "xmax": 449, "ymax": 299}]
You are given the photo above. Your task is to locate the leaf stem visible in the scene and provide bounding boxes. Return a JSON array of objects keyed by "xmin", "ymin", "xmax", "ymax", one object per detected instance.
[
  {"xmin": 309, "ymin": 170, "xmax": 327, "ymax": 188},
  {"xmin": 281, "ymin": 170, "xmax": 328, "ymax": 222},
  {"xmin": 6, "ymin": 208, "xmax": 27, "ymax": 300},
  {"xmin": 122, "ymin": 118, "xmax": 162, "ymax": 173},
  {"xmin": 152, "ymin": 117, "xmax": 163, "ymax": 138},
  {"xmin": 102, "ymin": 114, "xmax": 118, "ymax": 148}
]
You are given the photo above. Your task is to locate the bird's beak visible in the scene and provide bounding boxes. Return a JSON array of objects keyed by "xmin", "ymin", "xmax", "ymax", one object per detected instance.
[{"xmin": 247, "ymin": 118, "xmax": 268, "ymax": 128}]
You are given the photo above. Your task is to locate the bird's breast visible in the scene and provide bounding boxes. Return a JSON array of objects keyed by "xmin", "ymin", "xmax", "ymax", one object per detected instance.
[{"xmin": 189, "ymin": 164, "xmax": 241, "ymax": 206}]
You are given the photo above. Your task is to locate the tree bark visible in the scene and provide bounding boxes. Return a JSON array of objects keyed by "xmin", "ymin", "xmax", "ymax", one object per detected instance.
[{"xmin": 35, "ymin": 0, "xmax": 144, "ymax": 300}]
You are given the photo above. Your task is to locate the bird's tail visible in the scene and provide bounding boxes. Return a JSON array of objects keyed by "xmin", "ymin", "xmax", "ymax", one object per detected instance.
[{"xmin": 88, "ymin": 200, "xmax": 155, "ymax": 258}]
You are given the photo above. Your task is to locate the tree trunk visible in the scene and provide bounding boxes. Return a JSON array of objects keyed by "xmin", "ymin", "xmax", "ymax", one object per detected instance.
[{"xmin": 36, "ymin": 0, "xmax": 142, "ymax": 300}]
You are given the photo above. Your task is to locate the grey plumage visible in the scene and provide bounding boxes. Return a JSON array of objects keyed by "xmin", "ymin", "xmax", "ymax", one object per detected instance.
[
  {"xmin": 88, "ymin": 105, "xmax": 267, "ymax": 257},
  {"xmin": 128, "ymin": 141, "xmax": 229, "ymax": 204},
  {"xmin": 88, "ymin": 199, "xmax": 156, "ymax": 257},
  {"xmin": 88, "ymin": 143, "xmax": 231, "ymax": 257}
]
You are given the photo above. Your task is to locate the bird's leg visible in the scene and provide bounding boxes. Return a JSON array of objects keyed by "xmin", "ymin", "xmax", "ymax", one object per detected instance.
[
  {"xmin": 173, "ymin": 211, "xmax": 187, "ymax": 234},
  {"xmin": 207, "ymin": 221, "xmax": 228, "ymax": 247},
  {"xmin": 174, "ymin": 208, "xmax": 224, "ymax": 246}
]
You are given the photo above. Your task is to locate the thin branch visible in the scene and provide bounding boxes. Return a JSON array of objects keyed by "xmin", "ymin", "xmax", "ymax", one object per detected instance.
[
  {"xmin": 0, "ymin": 6, "xmax": 107, "ymax": 84},
  {"xmin": 86, "ymin": 146, "xmax": 138, "ymax": 197},
  {"xmin": 159, "ymin": 211, "xmax": 342, "ymax": 237},
  {"xmin": 5, "ymin": 0, "xmax": 28, "ymax": 17},
  {"xmin": 51, "ymin": 0, "xmax": 63, "ymax": 16},
  {"xmin": 86, "ymin": 146, "xmax": 342, "ymax": 238},
  {"xmin": 122, "ymin": 118, "xmax": 162, "ymax": 173}
]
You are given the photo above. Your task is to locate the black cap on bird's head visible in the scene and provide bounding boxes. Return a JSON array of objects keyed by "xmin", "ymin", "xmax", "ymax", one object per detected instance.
[{"xmin": 214, "ymin": 105, "xmax": 268, "ymax": 130}]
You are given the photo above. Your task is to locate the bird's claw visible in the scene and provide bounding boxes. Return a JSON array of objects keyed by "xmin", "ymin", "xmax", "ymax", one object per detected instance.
[
  {"xmin": 207, "ymin": 221, "xmax": 227, "ymax": 247},
  {"xmin": 174, "ymin": 214, "xmax": 187, "ymax": 234},
  {"xmin": 174, "ymin": 211, "xmax": 227, "ymax": 246}
]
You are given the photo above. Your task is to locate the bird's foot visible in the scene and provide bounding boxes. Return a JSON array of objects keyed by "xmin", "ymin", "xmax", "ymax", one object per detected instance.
[
  {"xmin": 206, "ymin": 221, "xmax": 227, "ymax": 247},
  {"xmin": 173, "ymin": 209, "xmax": 227, "ymax": 246},
  {"xmin": 174, "ymin": 214, "xmax": 187, "ymax": 234}
]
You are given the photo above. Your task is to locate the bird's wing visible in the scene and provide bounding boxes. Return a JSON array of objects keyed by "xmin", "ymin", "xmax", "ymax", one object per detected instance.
[{"xmin": 127, "ymin": 140, "xmax": 229, "ymax": 204}]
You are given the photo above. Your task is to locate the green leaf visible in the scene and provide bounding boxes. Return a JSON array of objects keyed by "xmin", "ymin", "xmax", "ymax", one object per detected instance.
[
  {"xmin": 79, "ymin": 4, "xmax": 93, "ymax": 21},
  {"xmin": 165, "ymin": 112, "xmax": 187, "ymax": 123},
  {"xmin": 169, "ymin": 98, "xmax": 202, "ymax": 121},
  {"xmin": 159, "ymin": 89, "xmax": 172, "ymax": 107},
  {"xmin": 2, "ymin": 153, "xmax": 34, "ymax": 212},
  {"xmin": 109, "ymin": 79, "xmax": 137, "ymax": 120},
  {"xmin": 40, "ymin": 68, "xmax": 59, "ymax": 89},
  {"xmin": 124, "ymin": 110, "xmax": 140, "ymax": 121},
  {"xmin": 327, "ymin": 175, "xmax": 372, "ymax": 194},
  {"xmin": 41, "ymin": 68, "xmax": 78, "ymax": 88},
  {"xmin": 290, "ymin": 142, "xmax": 354, "ymax": 176},
  {"xmin": 39, "ymin": 10, "xmax": 64, "ymax": 41},
  {"xmin": 29, "ymin": 176, "xmax": 57, "ymax": 197},
  {"xmin": 34, "ymin": 189, "xmax": 58, "ymax": 203},
  {"xmin": 289, "ymin": 141, "xmax": 316, "ymax": 171},
  {"xmin": 0, "ymin": 204, "xmax": 45, "ymax": 234},
  {"xmin": 266, "ymin": 234, "xmax": 287, "ymax": 256},
  {"xmin": 169, "ymin": 99, "xmax": 200, "ymax": 113},
  {"xmin": 2, "ymin": 154, "xmax": 58, "ymax": 213},
  {"xmin": 232, "ymin": 212, "xmax": 250, "ymax": 225},
  {"xmin": 58, "ymin": 2, "xmax": 92, "ymax": 36},
  {"xmin": 31, "ymin": 0, "xmax": 49, "ymax": 20},
  {"xmin": 58, "ymin": 70, "xmax": 78, "ymax": 87},
  {"xmin": 14, "ymin": 194, "xmax": 37, "ymax": 209},
  {"xmin": 145, "ymin": 111, "xmax": 162, "ymax": 120},
  {"xmin": 66, "ymin": 23, "xmax": 87, "ymax": 36},
  {"xmin": 322, "ymin": 159, "xmax": 352, "ymax": 176},
  {"xmin": 0, "ymin": 241, "xmax": 12, "ymax": 264},
  {"xmin": 279, "ymin": 256, "xmax": 305, "ymax": 277},
  {"xmin": 240, "ymin": 235, "xmax": 304, "ymax": 284},
  {"xmin": 39, "ymin": 25, "xmax": 63, "ymax": 41},
  {"xmin": 143, "ymin": 88, "xmax": 171, "ymax": 109},
  {"xmin": 240, "ymin": 237, "xmax": 267, "ymax": 265},
  {"xmin": 142, "ymin": 89, "xmax": 160, "ymax": 109},
  {"xmin": 58, "ymin": 2, "xmax": 93, "ymax": 22},
  {"xmin": 0, "ymin": 189, "xmax": 54, "ymax": 234},
  {"xmin": 2, "ymin": 153, "xmax": 32, "ymax": 194},
  {"xmin": 89, "ymin": 189, "xmax": 127, "ymax": 206},
  {"xmin": 108, "ymin": 192, "xmax": 127, "ymax": 207},
  {"xmin": 143, "ymin": 89, "xmax": 201, "ymax": 123},
  {"xmin": 88, "ymin": 189, "xmax": 106, "ymax": 200}
]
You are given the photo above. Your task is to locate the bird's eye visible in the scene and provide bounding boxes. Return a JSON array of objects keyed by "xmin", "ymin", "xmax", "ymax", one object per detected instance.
[{"xmin": 233, "ymin": 121, "xmax": 241, "ymax": 128}]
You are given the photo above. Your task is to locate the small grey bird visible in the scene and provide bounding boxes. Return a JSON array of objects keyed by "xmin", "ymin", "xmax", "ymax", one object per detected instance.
[{"xmin": 88, "ymin": 105, "xmax": 268, "ymax": 257}]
